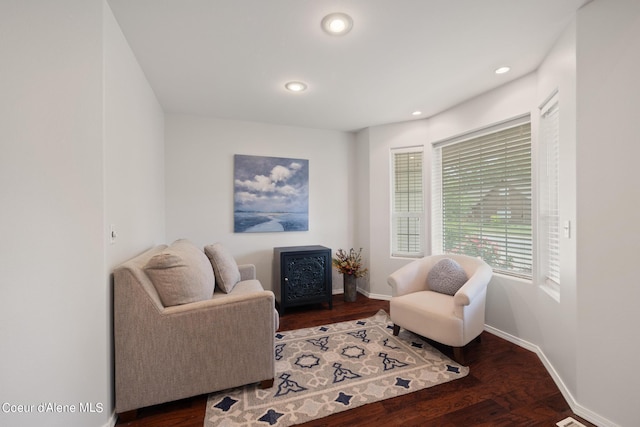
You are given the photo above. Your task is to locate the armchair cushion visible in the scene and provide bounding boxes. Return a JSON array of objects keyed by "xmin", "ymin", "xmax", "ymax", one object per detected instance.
[
  {"xmin": 427, "ymin": 257, "xmax": 468, "ymax": 296},
  {"xmin": 144, "ymin": 239, "xmax": 215, "ymax": 307},
  {"xmin": 205, "ymin": 243, "xmax": 241, "ymax": 293}
]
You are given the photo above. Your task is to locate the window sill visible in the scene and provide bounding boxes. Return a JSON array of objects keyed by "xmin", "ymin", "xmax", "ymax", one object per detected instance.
[
  {"xmin": 493, "ymin": 271, "xmax": 532, "ymax": 285},
  {"xmin": 390, "ymin": 253, "xmax": 424, "ymax": 260},
  {"xmin": 540, "ymin": 281, "xmax": 560, "ymax": 302}
]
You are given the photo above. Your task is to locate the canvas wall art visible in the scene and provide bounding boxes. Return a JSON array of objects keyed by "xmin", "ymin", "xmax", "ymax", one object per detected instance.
[{"xmin": 234, "ymin": 154, "xmax": 309, "ymax": 233}]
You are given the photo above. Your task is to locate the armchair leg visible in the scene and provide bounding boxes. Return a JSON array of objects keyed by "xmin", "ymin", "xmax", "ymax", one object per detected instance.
[
  {"xmin": 452, "ymin": 346, "xmax": 465, "ymax": 365},
  {"xmin": 392, "ymin": 324, "xmax": 400, "ymax": 336},
  {"xmin": 260, "ymin": 378, "xmax": 274, "ymax": 389}
]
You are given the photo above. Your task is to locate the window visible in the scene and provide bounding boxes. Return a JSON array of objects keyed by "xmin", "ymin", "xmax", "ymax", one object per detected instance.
[
  {"xmin": 432, "ymin": 117, "xmax": 532, "ymax": 278},
  {"xmin": 391, "ymin": 147, "xmax": 424, "ymax": 258},
  {"xmin": 539, "ymin": 92, "xmax": 560, "ymax": 292}
]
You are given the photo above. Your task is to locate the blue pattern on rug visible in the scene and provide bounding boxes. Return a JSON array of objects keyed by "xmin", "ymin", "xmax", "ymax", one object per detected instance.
[
  {"xmin": 332, "ymin": 362, "xmax": 361, "ymax": 383},
  {"xmin": 341, "ymin": 345, "xmax": 365, "ymax": 359},
  {"xmin": 275, "ymin": 343, "xmax": 286, "ymax": 361},
  {"xmin": 213, "ymin": 396, "xmax": 237, "ymax": 412},
  {"xmin": 258, "ymin": 409, "xmax": 284, "ymax": 425},
  {"xmin": 295, "ymin": 354, "xmax": 320, "ymax": 369},
  {"xmin": 306, "ymin": 336, "xmax": 329, "ymax": 351},
  {"xmin": 395, "ymin": 377, "xmax": 411, "ymax": 389},
  {"xmin": 383, "ymin": 338, "xmax": 400, "ymax": 349},
  {"xmin": 379, "ymin": 352, "xmax": 409, "ymax": 371},
  {"xmin": 335, "ymin": 392, "xmax": 353, "ymax": 406},
  {"xmin": 347, "ymin": 329, "xmax": 370, "ymax": 343},
  {"xmin": 274, "ymin": 373, "xmax": 307, "ymax": 397}
]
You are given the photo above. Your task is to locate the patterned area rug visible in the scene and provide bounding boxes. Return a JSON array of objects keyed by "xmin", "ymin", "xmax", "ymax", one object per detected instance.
[{"xmin": 204, "ymin": 310, "xmax": 468, "ymax": 426}]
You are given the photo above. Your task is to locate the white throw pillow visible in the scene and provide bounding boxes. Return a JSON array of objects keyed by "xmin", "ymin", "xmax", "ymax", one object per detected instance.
[
  {"xmin": 205, "ymin": 243, "xmax": 241, "ymax": 293},
  {"xmin": 144, "ymin": 239, "xmax": 216, "ymax": 307},
  {"xmin": 427, "ymin": 258, "xmax": 468, "ymax": 296}
]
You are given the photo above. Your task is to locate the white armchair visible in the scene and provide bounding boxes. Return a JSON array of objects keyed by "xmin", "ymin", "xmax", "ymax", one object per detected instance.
[{"xmin": 387, "ymin": 254, "xmax": 492, "ymax": 364}]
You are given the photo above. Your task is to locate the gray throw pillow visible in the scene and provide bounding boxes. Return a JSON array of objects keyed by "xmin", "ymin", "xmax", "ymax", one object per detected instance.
[
  {"xmin": 427, "ymin": 258, "xmax": 468, "ymax": 296},
  {"xmin": 144, "ymin": 239, "xmax": 216, "ymax": 307},
  {"xmin": 205, "ymin": 243, "xmax": 241, "ymax": 293}
]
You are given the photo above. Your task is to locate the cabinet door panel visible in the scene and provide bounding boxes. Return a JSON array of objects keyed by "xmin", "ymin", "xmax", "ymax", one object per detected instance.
[
  {"xmin": 274, "ymin": 245, "xmax": 332, "ymax": 314},
  {"xmin": 284, "ymin": 254, "xmax": 327, "ymax": 303}
]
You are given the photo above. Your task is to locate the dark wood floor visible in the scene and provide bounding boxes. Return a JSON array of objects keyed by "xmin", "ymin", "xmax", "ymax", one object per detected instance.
[{"xmin": 116, "ymin": 294, "xmax": 596, "ymax": 427}]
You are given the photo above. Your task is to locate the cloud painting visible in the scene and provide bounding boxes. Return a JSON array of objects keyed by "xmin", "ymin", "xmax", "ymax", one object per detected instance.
[{"xmin": 234, "ymin": 154, "xmax": 309, "ymax": 232}]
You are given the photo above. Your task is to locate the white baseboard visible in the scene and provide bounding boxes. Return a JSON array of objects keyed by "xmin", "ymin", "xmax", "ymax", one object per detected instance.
[
  {"xmin": 356, "ymin": 288, "xmax": 391, "ymax": 301},
  {"xmin": 102, "ymin": 411, "xmax": 117, "ymax": 427},
  {"xmin": 332, "ymin": 288, "xmax": 391, "ymax": 301},
  {"xmin": 484, "ymin": 325, "xmax": 617, "ymax": 427}
]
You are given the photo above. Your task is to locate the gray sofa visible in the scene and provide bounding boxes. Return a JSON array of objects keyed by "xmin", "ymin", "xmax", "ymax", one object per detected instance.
[{"xmin": 113, "ymin": 240, "xmax": 278, "ymax": 415}]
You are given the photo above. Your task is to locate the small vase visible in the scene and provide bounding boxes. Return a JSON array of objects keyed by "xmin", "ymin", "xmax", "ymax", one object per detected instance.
[{"xmin": 343, "ymin": 273, "xmax": 357, "ymax": 302}]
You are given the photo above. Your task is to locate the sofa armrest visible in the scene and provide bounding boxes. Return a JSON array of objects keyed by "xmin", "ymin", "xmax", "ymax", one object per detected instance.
[
  {"xmin": 238, "ymin": 263, "xmax": 256, "ymax": 281},
  {"xmin": 114, "ymin": 269, "xmax": 276, "ymax": 412}
]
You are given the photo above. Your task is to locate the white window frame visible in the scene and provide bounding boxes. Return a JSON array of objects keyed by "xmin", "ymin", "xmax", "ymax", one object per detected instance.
[
  {"xmin": 539, "ymin": 90, "xmax": 561, "ymax": 298},
  {"xmin": 431, "ymin": 115, "xmax": 532, "ymax": 278},
  {"xmin": 390, "ymin": 146, "xmax": 425, "ymax": 258}
]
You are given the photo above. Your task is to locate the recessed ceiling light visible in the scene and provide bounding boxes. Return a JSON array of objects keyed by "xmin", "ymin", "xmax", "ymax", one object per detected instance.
[
  {"xmin": 495, "ymin": 66, "xmax": 511, "ymax": 74},
  {"xmin": 284, "ymin": 81, "xmax": 308, "ymax": 92},
  {"xmin": 412, "ymin": 111, "xmax": 423, "ymax": 116},
  {"xmin": 321, "ymin": 13, "xmax": 353, "ymax": 36}
]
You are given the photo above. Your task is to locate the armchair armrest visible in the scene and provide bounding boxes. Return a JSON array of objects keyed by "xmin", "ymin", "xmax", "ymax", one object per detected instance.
[
  {"xmin": 389, "ymin": 255, "xmax": 492, "ymax": 302},
  {"xmin": 387, "ymin": 258, "xmax": 430, "ymax": 297},
  {"xmin": 453, "ymin": 261, "xmax": 493, "ymax": 306}
]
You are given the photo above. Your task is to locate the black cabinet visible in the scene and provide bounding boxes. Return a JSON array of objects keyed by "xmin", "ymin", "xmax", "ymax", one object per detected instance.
[{"xmin": 273, "ymin": 245, "xmax": 332, "ymax": 314}]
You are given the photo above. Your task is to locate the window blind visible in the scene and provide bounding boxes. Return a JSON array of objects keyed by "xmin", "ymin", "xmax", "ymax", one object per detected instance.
[
  {"xmin": 540, "ymin": 96, "xmax": 560, "ymax": 287},
  {"xmin": 391, "ymin": 147, "xmax": 424, "ymax": 257},
  {"xmin": 432, "ymin": 121, "xmax": 532, "ymax": 277}
]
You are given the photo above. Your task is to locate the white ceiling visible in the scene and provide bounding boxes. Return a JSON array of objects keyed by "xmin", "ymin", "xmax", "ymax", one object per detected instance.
[{"xmin": 107, "ymin": 0, "xmax": 589, "ymax": 132}]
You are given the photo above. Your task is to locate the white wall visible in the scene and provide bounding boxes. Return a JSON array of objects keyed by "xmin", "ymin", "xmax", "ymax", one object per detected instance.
[
  {"xmin": 355, "ymin": 129, "xmax": 372, "ymax": 294},
  {"xmin": 358, "ymin": 120, "xmax": 430, "ymax": 298},
  {"xmin": 0, "ymin": 1, "xmax": 108, "ymax": 426},
  {"xmin": 535, "ymin": 17, "xmax": 579, "ymax": 410},
  {"xmin": 104, "ymin": 2, "xmax": 166, "ymax": 268},
  {"xmin": 0, "ymin": 2, "xmax": 165, "ymax": 426},
  {"xmin": 164, "ymin": 114, "xmax": 356, "ymax": 293},
  {"xmin": 103, "ymin": 2, "xmax": 165, "ymax": 423},
  {"xmin": 576, "ymin": 1, "xmax": 640, "ymax": 426}
]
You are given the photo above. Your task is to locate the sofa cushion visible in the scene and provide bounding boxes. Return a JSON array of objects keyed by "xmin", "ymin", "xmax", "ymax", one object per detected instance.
[
  {"xmin": 144, "ymin": 239, "xmax": 215, "ymax": 307},
  {"xmin": 211, "ymin": 279, "xmax": 263, "ymax": 299},
  {"xmin": 427, "ymin": 258, "xmax": 468, "ymax": 296},
  {"xmin": 205, "ymin": 243, "xmax": 241, "ymax": 293}
]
